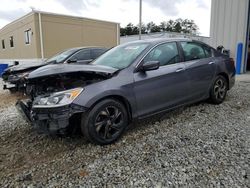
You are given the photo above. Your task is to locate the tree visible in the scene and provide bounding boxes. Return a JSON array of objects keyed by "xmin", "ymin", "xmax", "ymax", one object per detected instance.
[
  {"xmin": 181, "ymin": 19, "xmax": 199, "ymax": 35},
  {"xmin": 173, "ymin": 18, "xmax": 183, "ymax": 33},
  {"xmin": 147, "ymin": 22, "xmax": 161, "ymax": 33},
  {"xmin": 137, "ymin": 23, "xmax": 147, "ymax": 34},
  {"xmin": 166, "ymin": 20, "xmax": 175, "ymax": 32},
  {"xmin": 120, "ymin": 19, "xmax": 199, "ymax": 36},
  {"xmin": 124, "ymin": 23, "xmax": 134, "ymax": 35},
  {"xmin": 132, "ymin": 26, "xmax": 139, "ymax": 35},
  {"xmin": 146, "ymin": 22, "xmax": 153, "ymax": 33},
  {"xmin": 120, "ymin": 27, "xmax": 126, "ymax": 36},
  {"xmin": 159, "ymin": 21, "xmax": 167, "ymax": 31},
  {"xmin": 151, "ymin": 25, "xmax": 161, "ymax": 33}
]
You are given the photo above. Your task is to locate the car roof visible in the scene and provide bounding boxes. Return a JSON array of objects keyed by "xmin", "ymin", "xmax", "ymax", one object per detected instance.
[{"xmin": 125, "ymin": 37, "xmax": 195, "ymax": 45}]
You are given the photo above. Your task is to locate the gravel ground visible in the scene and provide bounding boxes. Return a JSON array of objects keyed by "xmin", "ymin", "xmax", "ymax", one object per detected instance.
[{"xmin": 0, "ymin": 77, "xmax": 249, "ymax": 187}]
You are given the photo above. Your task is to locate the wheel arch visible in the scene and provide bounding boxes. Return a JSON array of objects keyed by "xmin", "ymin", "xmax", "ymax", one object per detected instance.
[
  {"xmin": 88, "ymin": 95, "xmax": 133, "ymax": 122},
  {"xmin": 217, "ymin": 72, "xmax": 229, "ymax": 89}
]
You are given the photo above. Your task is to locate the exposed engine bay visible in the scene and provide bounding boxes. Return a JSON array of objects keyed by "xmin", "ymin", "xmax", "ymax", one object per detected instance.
[
  {"xmin": 26, "ymin": 72, "xmax": 111, "ymax": 99},
  {"xmin": 16, "ymin": 63, "xmax": 119, "ymax": 134}
]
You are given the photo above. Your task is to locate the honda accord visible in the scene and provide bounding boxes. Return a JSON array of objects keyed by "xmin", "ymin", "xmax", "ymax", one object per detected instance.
[{"xmin": 17, "ymin": 38, "xmax": 235, "ymax": 145}]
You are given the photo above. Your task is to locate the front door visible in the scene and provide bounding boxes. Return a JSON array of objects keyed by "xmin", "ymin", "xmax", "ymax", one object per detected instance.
[{"xmin": 133, "ymin": 42, "xmax": 190, "ymax": 117}]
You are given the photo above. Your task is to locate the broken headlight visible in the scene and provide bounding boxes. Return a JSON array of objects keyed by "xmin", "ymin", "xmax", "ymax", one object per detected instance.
[{"xmin": 33, "ymin": 88, "xmax": 83, "ymax": 108}]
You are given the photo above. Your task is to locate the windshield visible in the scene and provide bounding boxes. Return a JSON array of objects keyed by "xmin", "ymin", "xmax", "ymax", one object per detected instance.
[
  {"xmin": 45, "ymin": 48, "xmax": 79, "ymax": 64},
  {"xmin": 92, "ymin": 43, "xmax": 149, "ymax": 69}
]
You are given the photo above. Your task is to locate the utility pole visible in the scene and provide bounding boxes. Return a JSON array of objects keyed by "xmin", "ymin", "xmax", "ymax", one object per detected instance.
[{"xmin": 139, "ymin": 0, "xmax": 142, "ymax": 40}]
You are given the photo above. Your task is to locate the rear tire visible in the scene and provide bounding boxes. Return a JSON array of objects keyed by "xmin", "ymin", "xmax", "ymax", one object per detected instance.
[
  {"xmin": 210, "ymin": 75, "xmax": 228, "ymax": 104},
  {"xmin": 81, "ymin": 99, "xmax": 128, "ymax": 145}
]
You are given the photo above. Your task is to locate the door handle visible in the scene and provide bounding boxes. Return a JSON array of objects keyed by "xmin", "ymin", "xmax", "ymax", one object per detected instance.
[
  {"xmin": 208, "ymin": 62, "xmax": 215, "ymax": 65},
  {"xmin": 175, "ymin": 68, "xmax": 185, "ymax": 73}
]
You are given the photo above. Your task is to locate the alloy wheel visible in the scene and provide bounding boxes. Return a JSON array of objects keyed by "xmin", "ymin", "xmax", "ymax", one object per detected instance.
[
  {"xmin": 214, "ymin": 78, "xmax": 227, "ymax": 100},
  {"xmin": 94, "ymin": 106, "xmax": 124, "ymax": 140}
]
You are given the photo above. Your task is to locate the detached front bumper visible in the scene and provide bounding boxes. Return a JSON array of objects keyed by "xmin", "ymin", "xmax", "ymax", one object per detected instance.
[{"xmin": 16, "ymin": 100, "xmax": 87, "ymax": 134}]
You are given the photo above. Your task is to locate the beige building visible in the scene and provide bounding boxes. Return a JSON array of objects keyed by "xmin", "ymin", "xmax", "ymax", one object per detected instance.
[{"xmin": 0, "ymin": 10, "xmax": 120, "ymax": 63}]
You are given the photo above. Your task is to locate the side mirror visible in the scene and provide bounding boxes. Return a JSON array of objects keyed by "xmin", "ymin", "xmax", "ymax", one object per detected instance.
[
  {"xmin": 139, "ymin": 61, "xmax": 160, "ymax": 72},
  {"xmin": 67, "ymin": 58, "xmax": 77, "ymax": 63}
]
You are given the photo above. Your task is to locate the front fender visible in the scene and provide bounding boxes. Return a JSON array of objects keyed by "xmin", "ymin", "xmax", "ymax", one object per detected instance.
[{"xmin": 72, "ymin": 82, "xmax": 137, "ymax": 118}]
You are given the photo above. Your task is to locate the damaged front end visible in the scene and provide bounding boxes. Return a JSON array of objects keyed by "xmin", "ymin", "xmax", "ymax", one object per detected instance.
[
  {"xmin": 16, "ymin": 64, "xmax": 118, "ymax": 134},
  {"xmin": 31, "ymin": 104, "xmax": 87, "ymax": 134},
  {"xmin": 3, "ymin": 72, "xmax": 29, "ymax": 91},
  {"xmin": 2, "ymin": 63, "xmax": 44, "ymax": 91},
  {"xmin": 16, "ymin": 88, "xmax": 87, "ymax": 134}
]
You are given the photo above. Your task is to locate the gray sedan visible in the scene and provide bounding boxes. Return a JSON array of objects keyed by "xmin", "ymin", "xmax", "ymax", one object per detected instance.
[{"xmin": 17, "ymin": 38, "xmax": 235, "ymax": 145}]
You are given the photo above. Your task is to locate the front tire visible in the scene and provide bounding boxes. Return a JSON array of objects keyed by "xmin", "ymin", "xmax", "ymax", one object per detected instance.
[
  {"xmin": 210, "ymin": 75, "xmax": 228, "ymax": 104},
  {"xmin": 81, "ymin": 99, "xmax": 128, "ymax": 145}
]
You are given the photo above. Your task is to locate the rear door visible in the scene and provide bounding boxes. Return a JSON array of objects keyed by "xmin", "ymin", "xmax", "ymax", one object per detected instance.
[
  {"xmin": 133, "ymin": 42, "xmax": 190, "ymax": 117},
  {"xmin": 179, "ymin": 41, "xmax": 216, "ymax": 100}
]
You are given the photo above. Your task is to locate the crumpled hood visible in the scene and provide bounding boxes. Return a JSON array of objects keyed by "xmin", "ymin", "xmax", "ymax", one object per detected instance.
[
  {"xmin": 6, "ymin": 62, "xmax": 46, "ymax": 73},
  {"xmin": 28, "ymin": 64, "xmax": 118, "ymax": 80}
]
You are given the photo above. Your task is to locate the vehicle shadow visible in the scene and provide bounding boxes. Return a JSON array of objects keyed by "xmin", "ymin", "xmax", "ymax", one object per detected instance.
[
  {"xmin": 126, "ymin": 100, "xmax": 206, "ymax": 135},
  {"xmin": 54, "ymin": 100, "xmax": 211, "ymax": 145}
]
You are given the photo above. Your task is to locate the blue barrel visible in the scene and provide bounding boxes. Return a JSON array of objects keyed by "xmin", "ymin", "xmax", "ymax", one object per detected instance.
[
  {"xmin": 0, "ymin": 64, "xmax": 8, "ymax": 77},
  {"xmin": 236, "ymin": 43, "xmax": 243, "ymax": 74}
]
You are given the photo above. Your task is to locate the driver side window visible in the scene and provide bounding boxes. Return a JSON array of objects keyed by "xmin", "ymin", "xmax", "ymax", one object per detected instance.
[{"xmin": 144, "ymin": 42, "xmax": 180, "ymax": 66}]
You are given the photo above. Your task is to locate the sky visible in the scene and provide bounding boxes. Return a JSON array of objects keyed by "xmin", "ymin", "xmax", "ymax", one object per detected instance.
[{"xmin": 0, "ymin": 0, "xmax": 211, "ymax": 36}]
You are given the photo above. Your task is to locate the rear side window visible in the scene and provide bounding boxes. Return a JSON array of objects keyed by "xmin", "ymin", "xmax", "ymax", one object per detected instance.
[
  {"xmin": 180, "ymin": 42, "xmax": 206, "ymax": 61},
  {"xmin": 144, "ymin": 42, "xmax": 180, "ymax": 66},
  {"xmin": 91, "ymin": 49, "xmax": 106, "ymax": 59},
  {"xmin": 71, "ymin": 49, "xmax": 91, "ymax": 60}
]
